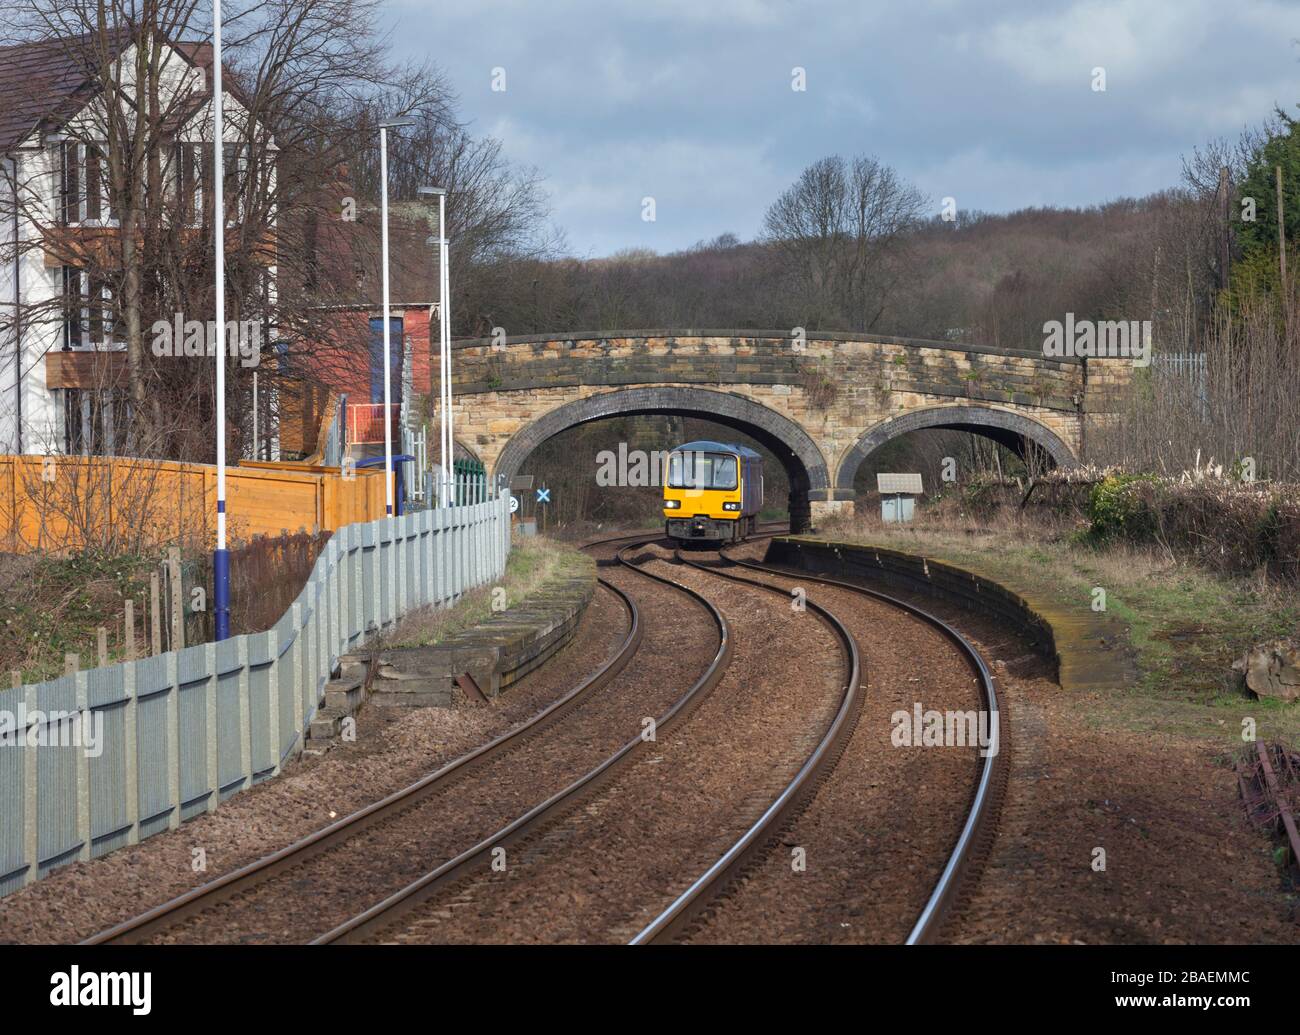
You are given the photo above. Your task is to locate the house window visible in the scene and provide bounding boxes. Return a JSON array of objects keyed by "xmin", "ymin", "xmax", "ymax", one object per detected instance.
[
  {"xmin": 173, "ymin": 142, "xmax": 207, "ymax": 226},
  {"xmin": 63, "ymin": 388, "xmax": 128, "ymax": 456},
  {"xmin": 62, "ymin": 268, "xmax": 120, "ymax": 349},
  {"xmin": 206, "ymin": 142, "xmax": 246, "ymax": 225},
  {"xmin": 60, "ymin": 141, "xmax": 117, "ymax": 226}
]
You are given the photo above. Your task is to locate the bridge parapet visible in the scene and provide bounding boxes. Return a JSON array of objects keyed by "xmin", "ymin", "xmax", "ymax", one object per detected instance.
[
  {"xmin": 452, "ymin": 330, "xmax": 1097, "ymax": 415},
  {"xmin": 440, "ymin": 330, "xmax": 1133, "ymax": 529}
]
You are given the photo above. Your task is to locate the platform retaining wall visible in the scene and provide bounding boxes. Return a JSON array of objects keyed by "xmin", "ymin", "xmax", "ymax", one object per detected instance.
[{"xmin": 765, "ymin": 536, "xmax": 1136, "ymax": 693}]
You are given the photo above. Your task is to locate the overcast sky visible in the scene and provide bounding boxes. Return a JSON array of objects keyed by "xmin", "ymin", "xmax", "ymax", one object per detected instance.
[{"xmin": 387, "ymin": 0, "xmax": 1300, "ymax": 258}]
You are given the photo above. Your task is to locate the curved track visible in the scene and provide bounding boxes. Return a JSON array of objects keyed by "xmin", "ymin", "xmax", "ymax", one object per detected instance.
[
  {"xmin": 313, "ymin": 539, "xmax": 736, "ymax": 943},
  {"xmin": 85, "ymin": 527, "xmax": 1001, "ymax": 946},
  {"xmin": 709, "ymin": 543, "xmax": 1004, "ymax": 944},
  {"xmin": 84, "ymin": 531, "xmax": 669, "ymax": 945},
  {"xmin": 628, "ymin": 546, "xmax": 864, "ymax": 943}
]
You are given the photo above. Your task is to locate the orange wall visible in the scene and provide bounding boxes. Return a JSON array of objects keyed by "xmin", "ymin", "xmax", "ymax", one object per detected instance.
[{"xmin": 0, "ymin": 456, "xmax": 387, "ymax": 554}]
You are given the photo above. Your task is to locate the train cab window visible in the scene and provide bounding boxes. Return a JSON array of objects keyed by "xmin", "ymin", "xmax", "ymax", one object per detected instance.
[{"xmin": 668, "ymin": 451, "xmax": 737, "ymax": 490}]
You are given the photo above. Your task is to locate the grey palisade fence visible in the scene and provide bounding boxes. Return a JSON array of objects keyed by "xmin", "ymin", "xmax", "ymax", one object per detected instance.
[{"xmin": 0, "ymin": 494, "xmax": 511, "ymax": 898}]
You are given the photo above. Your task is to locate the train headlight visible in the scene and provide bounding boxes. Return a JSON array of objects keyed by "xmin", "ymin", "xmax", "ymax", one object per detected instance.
[
  {"xmin": 722, "ymin": 502, "xmax": 741, "ymax": 511},
  {"xmin": 664, "ymin": 499, "xmax": 680, "ymax": 509}
]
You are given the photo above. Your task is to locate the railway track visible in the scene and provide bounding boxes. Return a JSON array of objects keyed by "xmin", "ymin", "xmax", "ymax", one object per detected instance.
[
  {"xmin": 82, "ymin": 531, "xmax": 701, "ymax": 945},
  {"xmin": 312, "ymin": 540, "xmax": 738, "ymax": 943},
  {"xmin": 701, "ymin": 542, "xmax": 1004, "ymax": 944},
  {"xmin": 626, "ymin": 545, "xmax": 864, "ymax": 943},
  {"xmin": 85, "ymin": 527, "xmax": 1000, "ymax": 946}
]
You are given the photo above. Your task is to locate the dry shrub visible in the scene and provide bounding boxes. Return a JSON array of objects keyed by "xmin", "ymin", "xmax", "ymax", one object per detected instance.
[
  {"xmin": 1087, "ymin": 473, "xmax": 1300, "ymax": 581},
  {"xmin": 226, "ymin": 530, "xmax": 333, "ymax": 636}
]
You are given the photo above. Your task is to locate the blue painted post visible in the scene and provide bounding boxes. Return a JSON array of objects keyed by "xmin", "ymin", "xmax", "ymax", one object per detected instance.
[
  {"xmin": 213, "ymin": 0, "xmax": 231, "ymax": 641},
  {"xmin": 213, "ymin": 543, "xmax": 230, "ymax": 640}
]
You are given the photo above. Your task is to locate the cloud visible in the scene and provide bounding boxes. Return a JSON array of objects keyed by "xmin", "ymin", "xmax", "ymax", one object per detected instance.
[
  {"xmin": 387, "ymin": 0, "xmax": 1300, "ymax": 255},
  {"xmin": 976, "ymin": 0, "xmax": 1213, "ymax": 87}
]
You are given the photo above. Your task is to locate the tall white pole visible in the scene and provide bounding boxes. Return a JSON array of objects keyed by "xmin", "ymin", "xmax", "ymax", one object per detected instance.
[
  {"xmin": 438, "ymin": 193, "xmax": 449, "ymax": 503},
  {"xmin": 443, "ymin": 217, "xmax": 453, "ymax": 504},
  {"xmin": 212, "ymin": 0, "xmax": 230, "ymax": 639},
  {"xmin": 379, "ymin": 126, "xmax": 394, "ymax": 515}
]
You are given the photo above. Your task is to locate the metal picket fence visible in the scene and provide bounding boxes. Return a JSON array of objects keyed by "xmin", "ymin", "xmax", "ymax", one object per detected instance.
[
  {"xmin": 1153, "ymin": 351, "xmax": 1209, "ymax": 418},
  {"xmin": 0, "ymin": 493, "xmax": 511, "ymax": 898}
]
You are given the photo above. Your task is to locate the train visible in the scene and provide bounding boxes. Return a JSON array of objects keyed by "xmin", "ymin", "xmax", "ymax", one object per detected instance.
[{"xmin": 662, "ymin": 440, "xmax": 764, "ymax": 544}]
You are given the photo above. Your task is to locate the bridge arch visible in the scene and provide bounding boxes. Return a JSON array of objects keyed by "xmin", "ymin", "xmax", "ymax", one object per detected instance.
[
  {"xmin": 835, "ymin": 404, "xmax": 1078, "ymax": 496},
  {"xmin": 493, "ymin": 386, "xmax": 831, "ymax": 532}
]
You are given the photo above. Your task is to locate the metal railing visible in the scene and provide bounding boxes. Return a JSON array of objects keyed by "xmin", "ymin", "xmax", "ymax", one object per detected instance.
[
  {"xmin": 1152, "ymin": 351, "xmax": 1209, "ymax": 419},
  {"xmin": 0, "ymin": 493, "xmax": 512, "ymax": 898}
]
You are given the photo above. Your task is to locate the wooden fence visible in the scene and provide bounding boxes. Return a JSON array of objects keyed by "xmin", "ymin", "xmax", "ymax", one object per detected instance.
[{"xmin": 0, "ymin": 455, "xmax": 387, "ymax": 554}]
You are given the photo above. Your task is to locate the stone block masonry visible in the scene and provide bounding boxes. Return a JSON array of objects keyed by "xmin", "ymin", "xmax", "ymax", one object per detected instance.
[{"xmin": 436, "ymin": 331, "xmax": 1134, "ymax": 531}]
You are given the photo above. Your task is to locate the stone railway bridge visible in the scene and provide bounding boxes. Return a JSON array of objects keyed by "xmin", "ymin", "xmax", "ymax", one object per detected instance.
[{"xmin": 442, "ymin": 330, "xmax": 1133, "ymax": 531}]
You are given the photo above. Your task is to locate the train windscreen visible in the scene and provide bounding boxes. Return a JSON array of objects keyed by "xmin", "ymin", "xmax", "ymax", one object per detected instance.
[{"xmin": 667, "ymin": 451, "xmax": 738, "ymax": 490}]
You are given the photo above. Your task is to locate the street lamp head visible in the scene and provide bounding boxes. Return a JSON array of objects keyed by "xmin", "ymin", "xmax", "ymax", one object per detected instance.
[
  {"xmin": 378, "ymin": 117, "xmax": 418, "ymax": 130},
  {"xmin": 418, "ymin": 186, "xmax": 448, "ymax": 197}
]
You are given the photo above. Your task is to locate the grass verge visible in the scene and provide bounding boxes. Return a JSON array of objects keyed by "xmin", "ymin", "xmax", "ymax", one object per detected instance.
[
  {"xmin": 816, "ymin": 510, "xmax": 1300, "ymax": 749},
  {"xmin": 383, "ymin": 536, "xmax": 592, "ymax": 649}
]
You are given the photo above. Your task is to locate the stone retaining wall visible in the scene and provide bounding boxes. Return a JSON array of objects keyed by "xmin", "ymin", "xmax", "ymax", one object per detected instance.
[
  {"xmin": 765, "ymin": 536, "xmax": 1136, "ymax": 693},
  {"xmin": 373, "ymin": 560, "xmax": 597, "ymax": 707}
]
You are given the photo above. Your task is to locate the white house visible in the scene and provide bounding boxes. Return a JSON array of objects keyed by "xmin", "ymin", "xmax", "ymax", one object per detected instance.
[{"xmin": 0, "ymin": 32, "xmax": 276, "ymax": 457}]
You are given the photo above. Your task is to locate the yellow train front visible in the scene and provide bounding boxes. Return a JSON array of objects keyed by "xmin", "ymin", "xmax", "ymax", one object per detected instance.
[{"xmin": 662, "ymin": 440, "xmax": 764, "ymax": 544}]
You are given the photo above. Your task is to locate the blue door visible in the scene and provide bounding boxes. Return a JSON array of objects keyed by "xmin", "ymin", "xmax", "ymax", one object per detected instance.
[{"xmin": 368, "ymin": 317, "xmax": 404, "ymax": 403}]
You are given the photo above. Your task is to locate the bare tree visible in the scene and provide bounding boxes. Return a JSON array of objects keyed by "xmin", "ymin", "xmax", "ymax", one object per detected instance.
[{"xmin": 762, "ymin": 154, "xmax": 927, "ymax": 331}]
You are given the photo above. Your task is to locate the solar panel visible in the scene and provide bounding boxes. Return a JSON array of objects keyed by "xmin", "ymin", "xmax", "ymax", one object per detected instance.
[{"xmin": 877, "ymin": 472, "xmax": 924, "ymax": 495}]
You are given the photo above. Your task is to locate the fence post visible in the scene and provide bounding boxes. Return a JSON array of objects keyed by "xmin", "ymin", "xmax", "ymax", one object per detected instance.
[
  {"xmin": 75, "ymin": 669, "xmax": 91, "ymax": 861},
  {"xmin": 500, "ymin": 492, "xmax": 509, "ymax": 577},
  {"xmin": 472, "ymin": 502, "xmax": 482, "ymax": 588},
  {"xmin": 336, "ymin": 529, "xmax": 350, "ymax": 658},
  {"xmin": 462, "ymin": 501, "xmax": 473, "ymax": 598},
  {"xmin": 124, "ymin": 599, "xmax": 136, "ymax": 660},
  {"xmin": 392, "ymin": 518, "xmax": 404, "ymax": 622},
  {"xmin": 327, "ymin": 536, "xmax": 341, "ymax": 671},
  {"xmin": 168, "ymin": 547, "xmax": 184, "ymax": 651},
  {"xmin": 315, "ymin": 573, "xmax": 328, "ymax": 708},
  {"xmin": 266, "ymin": 627, "xmax": 281, "ymax": 777},
  {"xmin": 22, "ymin": 682, "xmax": 37, "ymax": 885},
  {"xmin": 165, "ymin": 649, "xmax": 181, "ymax": 831},
  {"xmin": 479, "ymin": 499, "xmax": 488, "ymax": 586},
  {"xmin": 449, "ymin": 503, "xmax": 460, "ymax": 602},
  {"xmin": 237, "ymin": 636, "xmax": 252, "ymax": 791},
  {"xmin": 150, "ymin": 572, "xmax": 162, "ymax": 656},
  {"xmin": 289, "ymin": 602, "xmax": 304, "ymax": 755},
  {"xmin": 418, "ymin": 509, "xmax": 431, "ymax": 607},
  {"xmin": 385, "ymin": 517, "xmax": 396, "ymax": 628},
  {"xmin": 204, "ymin": 642, "xmax": 219, "ymax": 812},
  {"xmin": 123, "ymin": 659, "xmax": 140, "ymax": 844},
  {"xmin": 434, "ymin": 506, "xmax": 446, "ymax": 607}
]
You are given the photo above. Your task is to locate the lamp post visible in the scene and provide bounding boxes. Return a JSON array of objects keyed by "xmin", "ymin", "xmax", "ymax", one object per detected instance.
[
  {"xmin": 417, "ymin": 186, "xmax": 450, "ymax": 505},
  {"xmin": 212, "ymin": 0, "xmax": 230, "ymax": 639},
  {"xmin": 377, "ymin": 117, "xmax": 416, "ymax": 515}
]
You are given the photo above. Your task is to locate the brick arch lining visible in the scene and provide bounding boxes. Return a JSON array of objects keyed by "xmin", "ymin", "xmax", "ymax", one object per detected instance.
[
  {"xmin": 834, "ymin": 404, "xmax": 1078, "ymax": 496},
  {"xmin": 492, "ymin": 387, "xmax": 831, "ymax": 533}
]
